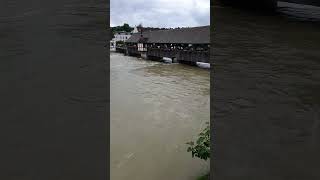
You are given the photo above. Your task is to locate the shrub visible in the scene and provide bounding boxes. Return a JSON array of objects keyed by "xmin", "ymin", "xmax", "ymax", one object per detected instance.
[
  {"xmin": 197, "ymin": 173, "xmax": 210, "ymax": 180},
  {"xmin": 186, "ymin": 122, "xmax": 210, "ymax": 161},
  {"xmin": 116, "ymin": 41, "xmax": 125, "ymax": 47}
]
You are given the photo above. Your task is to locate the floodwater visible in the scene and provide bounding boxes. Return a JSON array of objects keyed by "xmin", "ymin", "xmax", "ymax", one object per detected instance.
[
  {"xmin": 213, "ymin": 1, "xmax": 320, "ymax": 179},
  {"xmin": 110, "ymin": 53, "xmax": 210, "ymax": 180}
]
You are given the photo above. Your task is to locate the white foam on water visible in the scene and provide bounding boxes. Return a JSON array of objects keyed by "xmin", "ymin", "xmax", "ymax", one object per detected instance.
[
  {"xmin": 196, "ymin": 62, "xmax": 210, "ymax": 69},
  {"xmin": 162, "ymin": 57, "xmax": 172, "ymax": 63}
]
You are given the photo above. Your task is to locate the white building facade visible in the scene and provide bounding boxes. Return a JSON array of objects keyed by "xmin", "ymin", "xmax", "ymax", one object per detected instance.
[
  {"xmin": 113, "ymin": 32, "xmax": 132, "ymax": 41},
  {"xmin": 110, "ymin": 27, "xmax": 139, "ymax": 51}
]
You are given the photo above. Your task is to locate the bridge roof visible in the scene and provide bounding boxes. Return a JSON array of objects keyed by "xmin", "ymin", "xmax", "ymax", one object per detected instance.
[{"xmin": 126, "ymin": 26, "xmax": 210, "ymax": 44}]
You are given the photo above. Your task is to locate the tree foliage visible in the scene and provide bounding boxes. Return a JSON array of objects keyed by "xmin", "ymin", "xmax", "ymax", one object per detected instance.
[
  {"xmin": 111, "ymin": 23, "xmax": 134, "ymax": 33},
  {"xmin": 186, "ymin": 122, "xmax": 210, "ymax": 161},
  {"xmin": 115, "ymin": 40, "xmax": 125, "ymax": 47},
  {"xmin": 137, "ymin": 23, "xmax": 143, "ymax": 28}
]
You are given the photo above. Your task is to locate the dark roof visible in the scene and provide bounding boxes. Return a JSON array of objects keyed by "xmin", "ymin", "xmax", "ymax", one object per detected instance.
[
  {"xmin": 137, "ymin": 27, "xmax": 164, "ymax": 32},
  {"xmin": 138, "ymin": 37, "xmax": 148, "ymax": 43},
  {"xmin": 126, "ymin": 33, "xmax": 143, "ymax": 43},
  {"xmin": 126, "ymin": 26, "xmax": 210, "ymax": 44}
]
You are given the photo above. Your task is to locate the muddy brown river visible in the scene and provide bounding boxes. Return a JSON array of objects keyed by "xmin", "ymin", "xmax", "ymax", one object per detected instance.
[{"xmin": 110, "ymin": 52, "xmax": 210, "ymax": 180}]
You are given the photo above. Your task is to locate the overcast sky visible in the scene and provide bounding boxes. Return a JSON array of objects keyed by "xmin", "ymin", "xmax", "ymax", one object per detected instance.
[{"xmin": 110, "ymin": 0, "xmax": 210, "ymax": 28}]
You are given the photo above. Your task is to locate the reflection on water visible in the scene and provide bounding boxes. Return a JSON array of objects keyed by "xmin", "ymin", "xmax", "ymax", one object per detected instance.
[{"xmin": 111, "ymin": 53, "xmax": 210, "ymax": 180}]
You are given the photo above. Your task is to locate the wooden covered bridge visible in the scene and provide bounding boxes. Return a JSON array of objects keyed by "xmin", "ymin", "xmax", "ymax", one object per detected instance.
[{"xmin": 117, "ymin": 26, "xmax": 210, "ymax": 64}]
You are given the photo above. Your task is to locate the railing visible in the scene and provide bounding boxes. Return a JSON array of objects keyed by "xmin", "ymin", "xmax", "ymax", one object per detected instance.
[
  {"xmin": 115, "ymin": 46, "xmax": 209, "ymax": 63},
  {"xmin": 147, "ymin": 48, "xmax": 209, "ymax": 63},
  {"xmin": 178, "ymin": 50, "xmax": 209, "ymax": 63},
  {"xmin": 147, "ymin": 48, "xmax": 176, "ymax": 58}
]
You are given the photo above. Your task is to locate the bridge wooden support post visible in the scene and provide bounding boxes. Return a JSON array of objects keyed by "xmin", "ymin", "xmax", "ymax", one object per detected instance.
[
  {"xmin": 140, "ymin": 52, "xmax": 148, "ymax": 59},
  {"xmin": 172, "ymin": 57, "xmax": 178, "ymax": 63}
]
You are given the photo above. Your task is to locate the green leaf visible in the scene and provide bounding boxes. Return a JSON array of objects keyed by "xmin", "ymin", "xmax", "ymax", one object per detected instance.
[{"xmin": 186, "ymin": 122, "xmax": 210, "ymax": 160}]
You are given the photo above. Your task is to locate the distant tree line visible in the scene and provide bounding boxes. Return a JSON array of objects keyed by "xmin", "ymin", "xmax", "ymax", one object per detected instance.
[
  {"xmin": 111, "ymin": 23, "xmax": 133, "ymax": 37},
  {"xmin": 111, "ymin": 23, "xmax": 134, "ymax": 33},
  {"xmin": 110, "ymin": 23, "xmax": 192, "ymax": 39}
]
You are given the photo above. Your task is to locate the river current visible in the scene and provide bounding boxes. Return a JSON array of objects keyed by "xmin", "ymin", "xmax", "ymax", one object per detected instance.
[{"xmin": 110, "ymin": 53, "xmax": 210, "ymax": 180}]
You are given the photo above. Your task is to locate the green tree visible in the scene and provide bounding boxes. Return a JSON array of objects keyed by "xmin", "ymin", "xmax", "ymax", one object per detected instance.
[
  {"xmin": 137, "ymin": 23, "xmax": 143, "ymax": 28},
  {"xmin": 122, "ymin": 23, "xmax": 133, "ymax": 32},
  {"xmin": 111, "ymin": 23, "xmax": 133, "ymax": 33},
  {"xmin": 111, "ymin": 23, "xmax": 134, "ymax": 38},
  {"xmin": 115, "ymin": 40, "xmax": 125, "ymax": 47}
]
